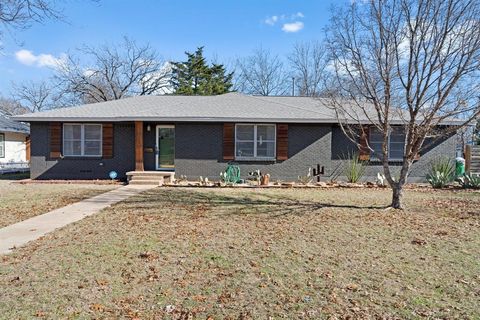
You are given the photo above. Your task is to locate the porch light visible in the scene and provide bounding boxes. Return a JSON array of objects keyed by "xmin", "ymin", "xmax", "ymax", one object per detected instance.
[{"xmin": 147, "ymin": 125, "xmax": 151, "ymax": 132}]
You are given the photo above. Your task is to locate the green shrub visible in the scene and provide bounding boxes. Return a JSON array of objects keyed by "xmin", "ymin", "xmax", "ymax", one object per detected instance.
[
  {"xmin": 457, "ymin": 173, "xmax": 480, "ymax": 189},
  {"xmin": 342, "ymin": 152, "xmax": 367, "ymax": 183},
  {"xmin": 426, "ymin": 158, "xmax": 454, "ymax": 188}
]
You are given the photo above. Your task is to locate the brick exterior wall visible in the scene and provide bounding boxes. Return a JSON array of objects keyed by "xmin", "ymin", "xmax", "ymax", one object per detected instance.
[
  {"xmin": 29, "ymin": 122, "xmax": 456, "ymax": 182},
  {"xmin": 30, "ymin": 122, "xmax": 135, "ymax": 180}
]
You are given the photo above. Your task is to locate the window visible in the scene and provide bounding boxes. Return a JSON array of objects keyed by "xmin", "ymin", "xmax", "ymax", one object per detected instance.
[
  {"xmin": 370, "ymin": 127, "xmax": 405, "ymax": 161},
  {"xmin": 63, "ymin": 124, "xmax": 102, "ymax": 156},
  {"xmin": 0, "ymin": 133, "xmax": 4, "ymax": 158},
  {"xmin": 235, "ymin": 124, "xmax": 276, "ymax": 159}
]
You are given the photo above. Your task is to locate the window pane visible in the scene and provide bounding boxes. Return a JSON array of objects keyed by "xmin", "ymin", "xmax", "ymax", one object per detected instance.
[
  {"xmin": 236, "ymin": 142, "xmax": 254, "ymax": 157},
  {"xmin": 257, "ymin": 141, "xmax": 275, "ymax": 158},
  {"xmin": 370, "ymin": 142, "xmax": 383, "ymax": 158},
  {"xmin": 64, "ymin": 125, "xmax": 81, "ymax": 140},
  {"xmin": 257, "ymin": 125, "xmax": 275, "ymax": 141},
  {"xmin": 85, "ymin": 125, "xmax": 102, "ymax": 140},
  {"xmin": 236, "ymin": 125, "xmax": 254, "ymax": 140},
  {"xmin": 0, "ymin": 134, "xmax": 4, "ymax": 158},
  {"xmin": 390, "ymin": 148, "xmax": 404, "ymax": 159},
  {"xmin": 64, "ymin": 140, "xmax": 81, "ymax": 156},
  {"xmin": 84, "ymin": 140, "xmax": 101, "ymax": 156}
]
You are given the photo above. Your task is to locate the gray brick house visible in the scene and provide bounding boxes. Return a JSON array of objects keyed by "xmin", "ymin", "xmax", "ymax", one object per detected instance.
[{"xmin": 13, "ymin": 93, "xmax": 459, "ymax": 182}]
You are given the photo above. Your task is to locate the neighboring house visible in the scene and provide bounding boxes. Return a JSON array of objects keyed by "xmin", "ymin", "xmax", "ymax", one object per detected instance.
[
  {"xmin": 0, "ymin": 114, "xmax": 30, "ymax": 172},
  {"xmin": 13, "ymin": 93, "xmax": 459, "ymax": 182}
]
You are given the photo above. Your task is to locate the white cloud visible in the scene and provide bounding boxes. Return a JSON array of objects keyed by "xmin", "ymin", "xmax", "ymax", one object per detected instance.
[
  {"xmin": 264, "ymin": 12, "xmax": 305, "ymax": 33},
  {"xmin": 282, "ymin": 21, "xmax": 304, "ymax": 33},
  {"xmin": 15, "ymin": 49, "xmax": 66, "ymax": 68},
  {"xmin": 265, "ymin": 15, "xmax": 278, "ymax": 25}
]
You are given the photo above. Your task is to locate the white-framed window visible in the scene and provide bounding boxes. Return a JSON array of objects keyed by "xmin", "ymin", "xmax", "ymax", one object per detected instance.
[
  {"xmin": 370, "ymin": 127, "xmax": 405, "ymax": 161},
  {"xmin": 235, "ymin": 124, "xmax": 276, "ymax": 160},
  {"xmin": 63, "ymin": 124, "xmax": 102, "ymax": 157},
  {"xmin": 0, "ymin": 133, "xmax": 4, "ymax": 158}
]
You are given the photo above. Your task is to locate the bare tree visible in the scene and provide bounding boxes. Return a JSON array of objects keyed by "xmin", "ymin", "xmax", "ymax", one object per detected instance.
[
  {"xmin": 12, "ymin": 80, "xmax": 66, "ymax": 112},
  {"xmin": 325, "ymin": 0, "xmax": 480, "ymax": 209},
  {"xmin": 55, "ymin": 37, "xmax": 171, "ymax": 103},
  {"xmin": 0, "ymin": 0, "xmax": 63, "ymax": 40},
  {"xmin": 235, "ymin": 47, "xmax": 289, "ymax": 96},
  {"xmin": 0, "ymin": 96, "xmax": 27, "ymax": 115},
  {"xmin": 288, "ymin": 41, "xmax": 328, "ymax": 96}
]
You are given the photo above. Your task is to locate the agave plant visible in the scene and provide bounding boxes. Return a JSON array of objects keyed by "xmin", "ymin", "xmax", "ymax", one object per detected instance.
[
  {"xmin": 342, "ymin": 152, "xmax": 368, "ymax": 183},
  {"xmin": 426, "ymin": 158, "xmax": 454, "ymax": 188},
  {"xmin": 457, "ymin": 173, "xmax": 480, "ymax": 189}
]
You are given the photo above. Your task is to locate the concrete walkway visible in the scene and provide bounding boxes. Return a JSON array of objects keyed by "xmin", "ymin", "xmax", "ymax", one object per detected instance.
[{"xmin": 0, "ymin": 185, "xmax": 155, "ymax": 255}]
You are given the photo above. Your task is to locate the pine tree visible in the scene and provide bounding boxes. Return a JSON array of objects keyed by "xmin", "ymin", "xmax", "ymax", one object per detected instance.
[{"xmin": 171, "ymin": 47, "xmax": 233, "ymax": 95}]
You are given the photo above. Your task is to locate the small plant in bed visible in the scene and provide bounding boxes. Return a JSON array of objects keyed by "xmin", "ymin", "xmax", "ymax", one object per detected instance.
[
  {"xmin": 342, "ymin": 152, "xmax": 367, "ymax": 183},
  {"xmin": 426, "ymin": 158, "xmax": 454, "ymax": 188},
  {"xmin": 457, "ymin": 173, "xmax": 480, "ymax": 189}
]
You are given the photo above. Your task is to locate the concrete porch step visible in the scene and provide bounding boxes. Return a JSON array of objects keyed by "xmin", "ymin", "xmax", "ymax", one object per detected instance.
[{"xmin": 128, "ymin": 179, "xmax": 164, "ymax": 186}]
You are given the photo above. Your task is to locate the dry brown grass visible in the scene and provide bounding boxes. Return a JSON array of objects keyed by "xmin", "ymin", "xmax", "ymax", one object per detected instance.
[
  {"xmin": 0, "ymin": 180, "xmax": 116, "ymax": 228},
  {"xmin": 0, "ymin": 187, "xmax": 479, "ymax": 319}
]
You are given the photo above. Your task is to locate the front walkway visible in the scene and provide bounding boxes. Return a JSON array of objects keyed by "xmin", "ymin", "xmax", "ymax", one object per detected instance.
[{"xmin": 0, "ymin": 185, "xmax": 155, "ymax": 254}]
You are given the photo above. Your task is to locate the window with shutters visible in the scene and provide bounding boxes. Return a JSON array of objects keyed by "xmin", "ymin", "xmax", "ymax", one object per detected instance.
[
  {"xmin": 63, "ymin": 124, "xmax": 102, "ymax": 157},
  {"xmin": 235, "ymin": 124, "xmax": 276, "ymax": 160},
  {"xmin": 370, "ymin": 127, "xmax": 405, "ymax": 161},
  {"xmin": 0, "ymin": 133, "xmax": 4, "ymax": 158}
]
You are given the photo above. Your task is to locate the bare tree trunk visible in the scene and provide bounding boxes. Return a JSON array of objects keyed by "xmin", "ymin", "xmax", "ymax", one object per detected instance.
[{"xmin": 391, "ymin": 184, "xmax": 404, "ymax": 209}]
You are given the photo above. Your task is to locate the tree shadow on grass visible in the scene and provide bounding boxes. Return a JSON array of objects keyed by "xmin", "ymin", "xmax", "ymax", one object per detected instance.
[{"xmin": 121, "ymin": 188, "xmax": 389, "ymax": 218}]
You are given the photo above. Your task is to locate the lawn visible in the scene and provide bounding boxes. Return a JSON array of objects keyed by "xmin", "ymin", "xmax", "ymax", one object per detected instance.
[
  {"xmin": 0, "ymin": 180, "xmax": 117, "ymax": 228},
  {"xmin": 0, "ymin": 187, "xmax": 479, "ymax": 319}
]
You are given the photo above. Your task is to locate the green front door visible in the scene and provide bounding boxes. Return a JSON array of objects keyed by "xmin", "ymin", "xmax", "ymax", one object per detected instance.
[{"xmin": 156, "ymin": 125, "xmax": 175, "ymax": 170}]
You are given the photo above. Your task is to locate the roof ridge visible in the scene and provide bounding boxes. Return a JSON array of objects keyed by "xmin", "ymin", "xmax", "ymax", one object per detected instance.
[{"xmin": 246, "ymin": 95, "xmax": 332, "ymax": 118}]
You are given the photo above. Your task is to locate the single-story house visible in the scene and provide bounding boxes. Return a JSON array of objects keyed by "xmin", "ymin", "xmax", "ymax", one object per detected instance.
[
  {"xmin": 13, "ymin": 93, "xmax": 459, "ymax": 182},
  {"xmin": 0, "ymin": 114, "xmax": 30, "ymax": 173}
]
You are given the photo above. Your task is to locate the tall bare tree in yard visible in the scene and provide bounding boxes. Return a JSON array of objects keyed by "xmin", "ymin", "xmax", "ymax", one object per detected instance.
[
  {"xmin": 56, "ymin": 37, "xmax": 171, "ymax": 103},
  {"xmin": 288, "ymin": 41, "xmax": 328, "ymax": 96},
  {"xmin": 235, "ymin": 47, "xmax": 289, "ymax": 96},
  {"xmin": 325, "ymin": 0, "xmax": 480, "ymax": 209},
  {"xmin": 12, "ymin": 80, "xmax": 65, "ymax": 112},
  {"xmin": 0, "ymin": 0, "xmax": 61, "ymax": 38}
]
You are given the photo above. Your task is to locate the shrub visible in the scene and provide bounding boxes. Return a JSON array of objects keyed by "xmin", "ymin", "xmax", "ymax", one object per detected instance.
[
  {"xmin": 342, "ymin": 152, "xmax": 367, "ymax": 183},
  {"xmin": 298, "ymin": 168, "xmax": 313, "ymax": 185},
  {"xmin": 426, "ymin": 158, "xmax": 454, "ymax": 188},
  {"xmin": 457, "ymin": 173, "xmax": 480, "ymax": 189}
]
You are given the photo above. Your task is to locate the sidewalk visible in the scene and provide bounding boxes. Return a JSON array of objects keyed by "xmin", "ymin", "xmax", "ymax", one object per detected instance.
[{"xmin": 0, "ymin": 185, "xmax": 155, "ymax": 254}]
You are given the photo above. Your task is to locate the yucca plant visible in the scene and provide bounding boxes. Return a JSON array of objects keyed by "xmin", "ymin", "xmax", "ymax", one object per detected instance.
[
  {"xmin": 426, "ymin": 158, "xmax": 455, "ymax": 188},
  {"xmin": 342, "ymin": 152, "xmax": 368, "ymax": 183},
  {"xmin": 457, "ymin": 173, "xmax": 480, "ymax": 189}
]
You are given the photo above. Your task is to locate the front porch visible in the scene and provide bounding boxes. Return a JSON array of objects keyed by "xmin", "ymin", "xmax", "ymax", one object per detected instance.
[{"xmin": 130, "ymin": 121, "xmax": 175, "ymax": 185}]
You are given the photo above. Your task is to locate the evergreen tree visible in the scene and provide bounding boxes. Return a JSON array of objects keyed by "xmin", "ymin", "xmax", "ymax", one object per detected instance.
[{"xmin": 171, "ymin": 47, "xmax": 233, "ymax": 95}]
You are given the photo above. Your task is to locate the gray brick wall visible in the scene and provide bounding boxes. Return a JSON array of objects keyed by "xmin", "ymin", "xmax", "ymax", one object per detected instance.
[
  {"xmin": 30, "ymin": 122, "xmax": 135, "ymax": 180},
  {"xmin": 330, "ymin": 126, "xmax": 457, "ymax": 182},
  {"xmin": 174, "ymin": 123, "xmax": 332, "ymax": 181},
  {"xmin": 29, "ymin": 121, "xmax": 456, "ymax": 182}
]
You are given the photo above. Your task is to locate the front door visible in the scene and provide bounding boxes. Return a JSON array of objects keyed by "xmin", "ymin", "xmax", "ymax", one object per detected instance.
[{"xmin": 156, "ymin": 125, "xmax": 175, "ymax": 170}]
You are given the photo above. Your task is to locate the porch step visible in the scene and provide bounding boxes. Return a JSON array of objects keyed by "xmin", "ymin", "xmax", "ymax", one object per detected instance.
[
  {"xmin": 126, "ymin": 171, "xmax": 175, "ymax": 185},
  {"xmin": 128, "ymin": 179, "xmax": 164, "ymax": 186}
]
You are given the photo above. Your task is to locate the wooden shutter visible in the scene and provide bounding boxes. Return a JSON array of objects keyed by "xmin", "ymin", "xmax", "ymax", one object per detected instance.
[
  {"xmin": 276, "ymin": 124, "xmax": 288, "ymax": 160},
  {"xmin": 359, "ymin": 126, "xmax": 370, "ymax": 161},
  {"xmin": 49, "ymin": 122, "xmax": 62, "ymax": 159},
  {"xmin": 102, "ymin": 123, "xmax": 114, "ymax": 159},
  {"xmin": 25, "ymin": 136, "xmax": 31, "ymax": 162},
  {"xmin": 223, "ymin": 123, "xmax": 235, "ymax": 160}
]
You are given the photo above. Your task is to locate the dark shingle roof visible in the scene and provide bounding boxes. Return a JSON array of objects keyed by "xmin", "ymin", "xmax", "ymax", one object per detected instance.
[
  {"xmin": 12, "ymin": 92, "xmax": 464, "ymax": 125},
  {"xmin": 0, "ymin": 114, "xmax": 29, "ymax": 134}
]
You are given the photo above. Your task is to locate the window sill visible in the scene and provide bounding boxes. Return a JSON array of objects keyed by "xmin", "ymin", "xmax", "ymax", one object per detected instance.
[
  {"xmin": 62, "ymin": 156, "xmax": 103, "ymax": 160},
  {"xmin": 235, "ymin": 157, "xmax": 276, "ymax": 162}
]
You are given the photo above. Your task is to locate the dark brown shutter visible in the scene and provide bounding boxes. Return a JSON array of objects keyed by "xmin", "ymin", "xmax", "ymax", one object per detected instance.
[
  {"xmin": 359, "ymin": 126, "xmax": 370, "ymax": 161},
  {"xmin": 223, "ymin": 123, "xmax": 235, "ymax": 160},
  {"xmin": 49, "ymin": 122, "xmax": 62, "ymax": 159},
  {"xmin": 276, "ymin": 124, "xmax": 288, "ymax": 160},
  {"xmin": 102, "ymin": 123, "xmax": 114, "ymax": 158},
  {"xmin": 25, "ymin": 136, "xmax": 31, "ymax": 162}
]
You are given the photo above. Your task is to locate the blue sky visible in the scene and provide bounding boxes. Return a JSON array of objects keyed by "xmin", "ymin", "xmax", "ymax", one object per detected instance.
[{"xmin": 0, "ymin": 0, "xmax": 342, "ymax": 95}]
